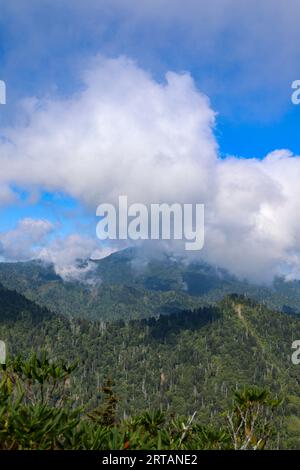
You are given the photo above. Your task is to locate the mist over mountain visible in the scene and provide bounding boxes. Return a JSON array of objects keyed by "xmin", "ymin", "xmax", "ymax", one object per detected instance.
[{"xmin": 1, "ymin": 248, "xmax": 300, "ymax": 321}]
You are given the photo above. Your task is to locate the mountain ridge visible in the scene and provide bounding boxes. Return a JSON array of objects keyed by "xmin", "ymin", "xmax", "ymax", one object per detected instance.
[
  {"xmin": 0, "ymin": 248, "xmax": 300, "ymax": 320},
  {"xmin": 0, "ymin": 284, "xmax": 300, "ymax": 447}
]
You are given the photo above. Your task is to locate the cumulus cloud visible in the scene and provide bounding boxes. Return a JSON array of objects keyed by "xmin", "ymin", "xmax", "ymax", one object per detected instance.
[
  {"xmin": 204, "ymin": 150, "xmax": 300, "ymax": 282},
  {"xmin": 0, "ymin": 218, "xmax": 53, "ymax": 261},
  {"xmin": 0, "ymin": 56, "xmax": 217, "ymax": 207},
  {"xmin": 1, "ymin": 56, "xmax": 300, "ymax": 282}
]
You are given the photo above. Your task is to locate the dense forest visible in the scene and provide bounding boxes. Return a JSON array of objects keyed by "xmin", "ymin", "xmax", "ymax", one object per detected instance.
[
  {"xmin": 0, "ymin": 353, "xmax": 284, "ymax": 450},
  {"xmin": 0, "ymin": 281, "xmax": 300, "ymax": 449},
  {"xmin": 1, "ymin": 249, "xmax": 300, "ymax": 322}
]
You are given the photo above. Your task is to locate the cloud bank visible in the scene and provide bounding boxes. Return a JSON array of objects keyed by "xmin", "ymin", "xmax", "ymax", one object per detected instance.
[
  {"xmin": 1, "ymin": 56, "xmax": 300, "ymax": 283},
  {"xmin": 0, "ymin": 218, "xmax": 53, "ymax": 261}
]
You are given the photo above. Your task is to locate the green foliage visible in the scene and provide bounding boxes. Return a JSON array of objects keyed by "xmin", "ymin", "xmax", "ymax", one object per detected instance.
[
  {"xmin": 0, "ymin": 356, "xmax": 81, "ymax": 449},
  {"xmin": 1, "ymin": 249, "xmax": 300, "ymax": 323},
  {"xmin": 226, "ymin": 387, "xmax": 282, "ymax": 449},
  {"xmin": 0, "ymin": 282, "xmax": 299, "ymax": 448},
  {"xmin": 0, "ymin": 258, "xmax": 204, "ymax": 321},
  {"xmin": 0, "ymin": 354, "xmax": 282, "ymax": 450}
]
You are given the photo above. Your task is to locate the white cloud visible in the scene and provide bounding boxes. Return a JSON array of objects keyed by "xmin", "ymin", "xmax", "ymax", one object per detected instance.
[
  {"xmin": 203, "ymin": 150, "xmax": 300, "ymax": 282},
  {"xmin": 0, "ymin": 217, "xmax": 116, "ymax": 281},
  {"xmin": 1, "ymin": 56, "xmax": 300, "ymax": 282},
  {"xmin": 0, "ymin": 56, "xmax": 216, "ymax": 207},
  {"xmin": 0, "ymin": 218, "xmax": 53, "ymax": 261},
  {"xmin": 39, "ymin": 233, "xmax": 117, "ymax": 281}
]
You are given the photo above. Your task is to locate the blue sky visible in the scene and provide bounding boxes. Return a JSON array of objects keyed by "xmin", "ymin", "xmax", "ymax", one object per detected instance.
[
  {"xmin": 0, "ymin": 0, "xmax": 300, "ymax": 281},
  {"xmin": 1, "ymin": 1, "xmax": 299, "ymax": 153}
]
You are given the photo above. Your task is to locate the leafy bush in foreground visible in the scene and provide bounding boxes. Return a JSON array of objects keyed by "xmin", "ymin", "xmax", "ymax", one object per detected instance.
[{"xmin": 0, "ymin": 353, "xmax": 282, "ymax": 450}]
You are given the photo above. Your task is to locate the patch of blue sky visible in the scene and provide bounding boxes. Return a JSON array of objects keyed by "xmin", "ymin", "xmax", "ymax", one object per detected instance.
[
  {"xmin": 216, "ymin": 106, "xmax": 300, "ymax": 159},
  {"xmin": 0, "ymin": 190, "xmax": 95, "ymax": 237}
]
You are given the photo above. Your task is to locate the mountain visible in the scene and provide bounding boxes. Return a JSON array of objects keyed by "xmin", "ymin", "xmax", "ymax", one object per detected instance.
[
  {"xmin": 0, "ymin": 283, "xmax": 300, "ymax": 448},
  {"xmin": 0, "ymin": 257, "xmax": 203, "ymax": 321},
  {"xmin": 1, "ymin": 248, "xmax": 300, "ymax": 321}
]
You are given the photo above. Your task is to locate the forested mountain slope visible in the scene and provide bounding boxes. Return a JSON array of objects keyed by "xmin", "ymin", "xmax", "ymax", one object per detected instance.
[
  {"xmin": 0, "ymin": 283, "xmax": 299, "ymax": 448},
  {"xmin": 1, "ymin": 249, "xmax": 300, "ymax": 321}
]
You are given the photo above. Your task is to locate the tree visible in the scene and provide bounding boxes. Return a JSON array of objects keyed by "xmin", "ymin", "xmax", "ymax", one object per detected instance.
[{"xmin": 226, "ymin": 387, "xmax": 282, "ymax": 450}]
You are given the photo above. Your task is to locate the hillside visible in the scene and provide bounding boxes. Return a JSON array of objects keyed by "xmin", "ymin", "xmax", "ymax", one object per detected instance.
[
  {"xmin": 1, "ymin": 249, "xmax": 300, "ymax": 322},
  {"xmin": 0, "ymin": 258, "xmax": 203, "ymax": 321},
  {"xmin": 0, "ymin": 283, "xmax": 300, "ymax": 448}
]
